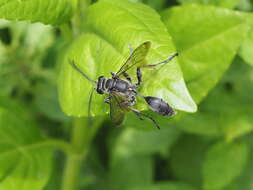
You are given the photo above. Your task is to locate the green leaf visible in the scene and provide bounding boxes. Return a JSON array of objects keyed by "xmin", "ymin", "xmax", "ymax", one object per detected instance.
[
  {"xmin": 106, "ymin": 118, "xmax": 181, "ymax": 189},
  {"xmin": 169, "ymin": 135, "xmax": 211, "ymax": 188},
  {"xmin": 237, "ymin": 0, "xmax": 252, "ymax": 12},
  {"xmin": 201, "ymin": 59, "xmax": 253, "ymax": 140},
  {"xmin": 58, "ymin": 0, "xmax": 197, "ymax": 117},
  {"xmin": 0, "ymin": 0, "xmax": 77, "ymax": 25},
  {"xmin": 177, "ymin": 0, "xmax": 240, "ymax": 9},
  {"xmin": 239, "ymin": 25, "xmax": 253, "ymax": 66},
  {"xmin": 0, "ymin": 21, "xmax": 55, "ymax": 97},
  {"xmin": 203, "ymin": 141, "xmax": 249, "ymax": 190},
  {"xmin": 109, "ymin": 154, "xmax": 153, "ymax": 190},
  {"xmin": 44, "ymin": 157, "xmax": 62, "ymax": 190},
  {"xmin": 144, "ymin": 0, "xmax": 167, "ymax": 10},
  {"xmin": 223, "ymin": 147, "xmax": 253, "ymax": 190},
  {"xmin": 174, "ymin": 58, "xmax": 253, "ymax": 139},
  {"xmin": 112, "ymin": 124, "xmax": 181, "ymax": 156},
  {"xmin": 130, "ymin": 182, "xmax": 197, "ymax": 190},
  {"xmin": 0, "ymin": 97, "xmax": 53, "ymax": 190},
  {"xmin": 108, "ymin": 122, "xmax": 181, "ymax": 189},
  {"xmin": 21, "ymin": 23, "xmax": 54, "ymax": 56},
  {"xmin": 161, "ymin": 5, "xmax": 250, "ymax": 104},
  {"xmin": 58, "ymin": 33, "xmax": 121, "ymax": 117},
  {"xmin": 34, "ymin": 81, "xmax": 68, "ymax": 121}
]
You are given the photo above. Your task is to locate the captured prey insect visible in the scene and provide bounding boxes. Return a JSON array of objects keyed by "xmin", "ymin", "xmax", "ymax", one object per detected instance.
[{"xmin": 69, "ymin": 41, "xmax": 178, "ymax": 129}]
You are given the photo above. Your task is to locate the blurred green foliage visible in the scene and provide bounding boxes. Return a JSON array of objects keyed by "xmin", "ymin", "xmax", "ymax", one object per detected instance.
[{"xmin": 0, "ymin": 0, "xmax": 253, "ymax": 190}]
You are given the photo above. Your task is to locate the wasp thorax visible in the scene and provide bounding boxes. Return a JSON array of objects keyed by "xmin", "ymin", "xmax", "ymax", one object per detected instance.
[{"xmin": 144, "ymin": 96, "xmax": 175, "ymax": 116}]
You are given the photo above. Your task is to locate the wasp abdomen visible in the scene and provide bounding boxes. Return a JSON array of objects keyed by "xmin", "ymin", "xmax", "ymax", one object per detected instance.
[{"xmin": 144, "ymin": 96, "xmax": 175, "ymax": 116}]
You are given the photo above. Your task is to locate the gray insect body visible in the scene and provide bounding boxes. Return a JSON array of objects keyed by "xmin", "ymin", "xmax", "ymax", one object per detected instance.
[
  {"xmin": 144, "ymin": 96, "xmax": 175, "ymax": 116},
  {"xmin": 96, "ymin": 75, "xmax": 137, "ymax": 107},
  {"xmin": 69, "ymin": 41, "xmax": 178, "ymax": 129},
  {"xmin": 96, "ymin": 76, "xmax": 134, "ymax": 94}
]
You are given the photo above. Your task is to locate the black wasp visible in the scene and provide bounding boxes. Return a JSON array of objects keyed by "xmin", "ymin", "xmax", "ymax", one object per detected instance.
[{"xmin": 69, "ymin": 41, "xmax": 178, "ymax": 129}]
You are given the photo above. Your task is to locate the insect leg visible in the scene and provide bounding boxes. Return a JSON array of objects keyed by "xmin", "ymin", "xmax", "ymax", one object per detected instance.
[
  {"xmin": 142, "ymin": 53, "xmax": 178, "ymax": 68},
  {"xmin": 110, "ymin": 72, "xmax": 117, "ymax": 78},
  {"xmin": 129, "ymin": 107, "xmax": 160, "ymax": 129},
  {"xmin": 134, "ymin": 111, "xmax": 144, "ymax": 120},
  {"xmin": 104, "ymin": 97, "xmax": 110, "ymax": 104},
  {"xmin": 122, "ymin": 72, "xmax": 132, "ymax": 83},
  {"xmin": 135, "ymin": 53, "xmax": 178, "ymax": 87},
  {"xmin": 136, "ymin": 67, "xmax": 142, "ymax": 87}
]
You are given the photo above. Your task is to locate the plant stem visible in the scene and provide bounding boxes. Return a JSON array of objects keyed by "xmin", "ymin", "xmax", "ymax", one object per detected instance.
[
  {"xmin": 60, "ymin": 23, "xmax": 73, "ymax": 41},
  {"xmin": 61, "ymin": 117, "xmax": 102, "ymax": 190},
  {"xmin": 61, "ymin": 1, "xmax": 95, "ymax": 189}
]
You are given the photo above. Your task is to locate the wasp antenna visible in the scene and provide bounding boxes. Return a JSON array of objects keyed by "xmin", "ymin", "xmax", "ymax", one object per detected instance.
[
  {"xmin": 68, "ymin": 60, "xmax": 97, "ymax": 84},
  {"xmin": 164, "ymin": 52, "xmax": 178, "ymax": 63}
]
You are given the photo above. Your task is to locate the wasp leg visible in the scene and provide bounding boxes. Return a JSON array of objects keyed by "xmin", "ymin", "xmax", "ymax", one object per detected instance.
[
  {"xmin": 104, "ymin": 97, "xmax": 110, "ymax": 104},
  {"xmin": 110, "ymin": 72, "xmax": 116, "ymax": 77},
  {"xmin": 135, "ymin": 53, "xmax": 178, "ymax": 87},
  {"xmin": 143, "ymin": 53, "xmax": 178, "ymax": 68},
  {"xmin": 122, "ymin": 72, "xmax": 132, "ymax": 83},
  {"xmin": 129, "ymin": 107, "xmax": 160, "ymax": 129},
  {"xmin": 136, "ymin": 67, "xmax": 142, "ymax": 87},
  {"xmin": 134, "ymin": 112, "xmax": 144, "ymax": 120}
]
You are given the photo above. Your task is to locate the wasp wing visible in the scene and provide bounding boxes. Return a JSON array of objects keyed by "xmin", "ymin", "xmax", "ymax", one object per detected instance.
[
  {"xmin": 116, "ymin": 41, "xmax": 151, "ymax": 76},
  {"xmin": 109, "ymin": 92, "xmax": 128, "ymax": 126}
]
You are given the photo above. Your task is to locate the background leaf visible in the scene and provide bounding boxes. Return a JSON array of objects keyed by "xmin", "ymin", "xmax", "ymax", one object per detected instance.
[
  {"xmin": 0, "ymin": 20, "xmax": 55, "ymax": 98},
  {"xmin": 109, "ymin": 154, "xmax": 153, "ymax": 190},
  {"xmin": 130, "ymin": 182, "xmax": 197, "ymax": 190},
  {"xmin": 176, "ymin": 0, "xmax": 240, "ymax": 9},
  {"xmin": 239, "ymin": 25, "xmax": 253, "ymax": 66},
  {"xmin": 0, "ymin": 97, "xmax": 53, "ymax": 190},
  {"xmin": 58, "ymin": 33, "xmax": 122, "ymax": 117},
  {"xmin": 203, "ymin": 141, "xmax": 249, "ymax": 190},
  {"xmin": 173, "ymin": 58, "xmax": 253, "ymax": 139},
  {"xmin": 223, "ymin": 144, "xmax": 253, "ymax": 190},
  {"xmin": 169, "ymin": 135, "xmax": 211, "ymax": 188},
  {"xmin": 111, "ymin": 124, "xmax": 181, "ymax": 156},
  {"xmin": 0, "ymin": 0, "xmax": 77, "ymax": 25},
  {"xmin": 58, "ymin": 0, "xmax": 197, "ymax": 118},
  {"xmin": 161, "ymin": 5, "xmax": 250, "ymax": 104}
]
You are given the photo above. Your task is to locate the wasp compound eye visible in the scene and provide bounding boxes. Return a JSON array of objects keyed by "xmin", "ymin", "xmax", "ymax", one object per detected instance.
[
  {"xmin": 144, "ymin": 96, "xmax": 175, "ymax": 116},
  {"xmin": 96, "ymin": 76, "xmax": 106, "ymax": 94}
]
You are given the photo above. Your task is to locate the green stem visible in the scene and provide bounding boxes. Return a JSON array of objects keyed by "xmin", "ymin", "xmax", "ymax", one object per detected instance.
[
  {"xmin": 42, "ymin": 139, "xmax": 75, "ymax": 155},
  {"xmin": 61, "ymin": 117, "xmax": 102, "ymax": 190},
  {"xmin": 61, "ymin": 1, "xmax": 95, "ymax": 189},
  {"xmin": 60, "ymin": 23, "xmax": 73, "ymax": 41}
]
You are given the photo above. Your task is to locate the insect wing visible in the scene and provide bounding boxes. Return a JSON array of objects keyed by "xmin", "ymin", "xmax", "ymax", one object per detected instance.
[
  {"xmin": 109, "ymin": 93, "xmax": 127, "ymax": 126},
  {"xmin": 116, "ymin": 41, "xmax": 151, "ymax": 76}
]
